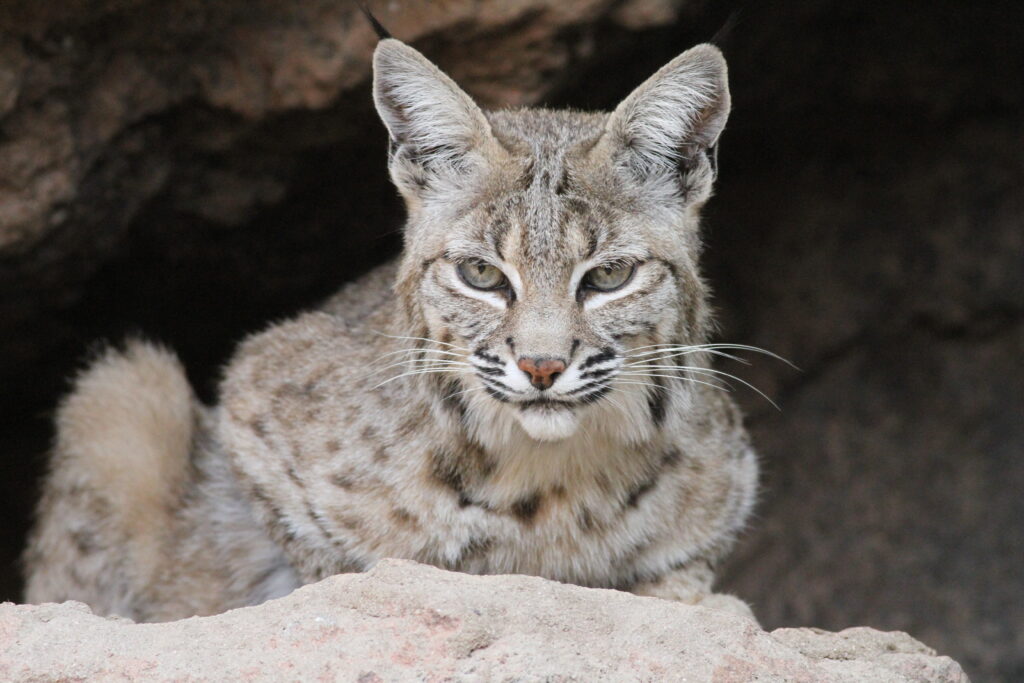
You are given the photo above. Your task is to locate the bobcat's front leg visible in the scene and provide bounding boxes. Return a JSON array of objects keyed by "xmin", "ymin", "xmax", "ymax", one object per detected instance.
[{"xmin": 630, "ymin": 559, "xmax": 758, "ymax": 623}]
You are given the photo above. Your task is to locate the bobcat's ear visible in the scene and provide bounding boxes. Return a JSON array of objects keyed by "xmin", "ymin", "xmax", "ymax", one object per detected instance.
[
  {"xmin": 604, "ymin": 44, "xmax": 730, "ymax": 201},
  {"xmin": 373, "ymin": 39, "xmax": 494, "ymax": 195}
]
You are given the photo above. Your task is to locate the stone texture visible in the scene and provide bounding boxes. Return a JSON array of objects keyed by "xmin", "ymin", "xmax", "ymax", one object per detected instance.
[{"xmin": 0, "ymin": 559, "xmax": 967, "ymax": 682}]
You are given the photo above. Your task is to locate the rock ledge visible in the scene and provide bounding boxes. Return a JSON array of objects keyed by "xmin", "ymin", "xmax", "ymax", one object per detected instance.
[{"xmin": 0, "ymin": 559, "xmax": 967, "ymax": 681}]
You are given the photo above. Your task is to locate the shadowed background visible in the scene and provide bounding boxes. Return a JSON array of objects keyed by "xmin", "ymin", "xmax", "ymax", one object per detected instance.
[{"xmin": 1, "ymin": 1, "xmax": 1021, "ymax": 679}]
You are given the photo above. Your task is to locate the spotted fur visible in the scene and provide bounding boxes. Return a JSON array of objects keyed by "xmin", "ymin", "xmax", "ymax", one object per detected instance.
[{"xmin": 24, "ymin": 39, "xmax": 758, "ymax": 622}]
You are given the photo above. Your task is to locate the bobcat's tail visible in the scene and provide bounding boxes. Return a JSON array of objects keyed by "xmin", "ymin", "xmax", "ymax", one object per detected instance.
[{"xmin": 24, "ymin": 339, "xmax": 199, "ymax": 618}]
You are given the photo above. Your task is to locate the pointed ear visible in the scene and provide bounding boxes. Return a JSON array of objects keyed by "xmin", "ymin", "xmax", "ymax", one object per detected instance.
[
  {"xmin": 372, "ymin": 39, "xmax": 494, "ymax": 195},
  {"xmin": 604, "ymin": 44, "xmax": 730, "ymax": 200}
]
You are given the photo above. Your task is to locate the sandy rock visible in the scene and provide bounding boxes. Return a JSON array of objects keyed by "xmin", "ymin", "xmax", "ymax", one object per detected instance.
[{"xmin": 0, "ymin": 559, "xmax": 967, "ymax": 682}]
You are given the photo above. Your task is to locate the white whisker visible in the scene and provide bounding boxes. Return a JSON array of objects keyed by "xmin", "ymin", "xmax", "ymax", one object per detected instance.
[
  {"xmin": 377, "ymin": 347, "xmax": 467, "ymax": 360},
  {"xmin": 616, "ymin": 373, "xmax": 732, "ymax": 393},
  {"xmin": 625, "ymin": 343, "xmax": 794, "ymax": 368},
  {"xmin": 628, "ymin": 348, "xmax": 750, "ymax": 365},
  {"xmin": 370, "ymin": 358, "xmax": 471, "ymax": 375},
  {"xmin": 371, "ymin": 331, "xmax": 470, "ymax": 352},
  {"xmin": 620, "ymin": 366, "xmax": 779, "ymax": 410},
  {"xmin": 372, "ymin": 367, "xmax": 463, "ymax": 390}
]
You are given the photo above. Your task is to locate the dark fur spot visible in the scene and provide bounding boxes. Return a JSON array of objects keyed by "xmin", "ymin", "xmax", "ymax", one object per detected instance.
[
  {"xmin": 398, "ymin": 405, "xmax": 430, "ymax": 436},
  {"xmin": 390, "ymin": 507, "xmax": 420, "ymax": 529},
  {"xmin": 563, "ymin": 197, "xmax": 587, "ymax": 215},
  {"xmin": 455, "ymin": 536, "xmax": 493, "ymax": 565},
  {"xmin": 431, "ymin": 450, "xmax": 467, "ymax": 496},
  {"xmin": 578, "ymin": 507, "xmax": 596, "ymax": 532},
  {"xmin": 466, "ymin": 441, "xmax": 496, "ymax": 478},
  {"xmin": 331, "ymin": 472, "xmax": 356, "ymax": 490},
  {"xmin": 662, "ymin": 448, "xmax": 682, "ymax": 468},
  {"xmin": 302, "ymin": 380, "xmax": 323, "ymax": 401},
  {"xmin": 626, "ymin": 478, "xmax": 658, "ymax": 508},
  {"xmin": 516, "ymin": 159, "xmax": 535, "ymax": 190},
  {"xmin": 647, "ymin": 379, "xmax": 668, "ymax": 427},
  {"xmin": 71, "ymin": 529, "xmax": 99, "ymax": 555},
  {"xmin": 510, "ymin": 492, "xmax": 542, "ymax": 523},
  {"xmin": 437, "ymin": 377, "xmax": 468, "ymax": 417},
  {"xmin": 374, "ymin": 446, "xmax": 390, "ymax": 464},
  {"xmin": 336, "ymin": 514, "xmax": 363, "ymax": 531},
  {"xmin": 491, "ymin": 218, "xmax": 510, "ymax": 260},
  {"xmin": 251, "ymin": 485, "xmax": 297, "ymax": 544},
  {"xmin": 554, "ymin": 169, "xmax": 568, "ymax": 195},
  {"xmin": 326, "ymin": 439, "xmax": 341, "ymax": 453},
  {"xmin": 249, "ymin": 417, "xmax": 268, "ymax": 438}
]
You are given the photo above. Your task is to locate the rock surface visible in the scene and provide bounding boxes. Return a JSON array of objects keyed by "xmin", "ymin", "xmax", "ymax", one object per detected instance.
[{"xmin": 0, "ymin": 559, "xmax": 967, "ymax": 682}]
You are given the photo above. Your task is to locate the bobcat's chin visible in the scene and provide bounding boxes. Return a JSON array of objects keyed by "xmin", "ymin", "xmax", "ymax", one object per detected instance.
[{"xmin": 515, "ymin": 405, "xmax": 580, "ymax": 442}]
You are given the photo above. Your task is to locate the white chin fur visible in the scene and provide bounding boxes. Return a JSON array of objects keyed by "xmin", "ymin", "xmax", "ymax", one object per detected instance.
[{"xmin": 515, "ymin": 407, "xmax": 580, "ymax": 442}]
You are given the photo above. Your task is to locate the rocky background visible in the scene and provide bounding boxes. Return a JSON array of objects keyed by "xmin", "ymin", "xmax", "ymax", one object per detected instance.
[{"xmin": 0, "ymin": 0, "xmax": 1020, "ymax": 680}]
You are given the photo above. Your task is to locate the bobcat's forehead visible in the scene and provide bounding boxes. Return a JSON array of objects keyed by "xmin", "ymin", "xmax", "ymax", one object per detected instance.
[{"xmin": 448, "ymin": 109, "xmax": 654, "ymax": 282}]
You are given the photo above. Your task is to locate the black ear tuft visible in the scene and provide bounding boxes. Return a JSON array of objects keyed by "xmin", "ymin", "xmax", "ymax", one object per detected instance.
[{"xmin": 356, "ymin": 1, "xmax": 392, "ymax": 40}]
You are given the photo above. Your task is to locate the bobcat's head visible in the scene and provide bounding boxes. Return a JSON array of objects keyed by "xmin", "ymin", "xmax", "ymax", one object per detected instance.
[{"xmin": 374, "ymin": 39, "xmax": 729, "ymax": 443}]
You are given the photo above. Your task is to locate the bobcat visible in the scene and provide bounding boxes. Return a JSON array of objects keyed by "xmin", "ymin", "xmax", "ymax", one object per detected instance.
[{"xmin": 24, "ymin": 37, "xmax": 760, "ymax": 622}]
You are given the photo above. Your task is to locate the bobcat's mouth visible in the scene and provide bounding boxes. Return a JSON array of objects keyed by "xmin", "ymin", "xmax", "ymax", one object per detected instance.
[{"xmin": 517, "ymin": 398, "xmax": 576, "ymax": 411}]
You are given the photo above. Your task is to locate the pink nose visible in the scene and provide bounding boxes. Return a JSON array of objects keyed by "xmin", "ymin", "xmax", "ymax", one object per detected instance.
[{"xmin": 517, "ymin": 357, "xmax": 566, "ymax": 390}]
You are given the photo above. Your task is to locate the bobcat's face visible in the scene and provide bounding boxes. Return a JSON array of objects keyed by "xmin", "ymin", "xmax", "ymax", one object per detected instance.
[
  {"xmin": 413, "ymin": 118, "xmax": 700, "ymax": 441},
  {"xmin": 374, "ymin": 40, "xmax": 729, "ymax": 441}
]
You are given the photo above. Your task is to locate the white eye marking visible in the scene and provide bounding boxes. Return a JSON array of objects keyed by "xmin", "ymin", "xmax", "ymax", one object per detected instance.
[
  {"xmin": 584, "ymin": 283, "xmax": 643, "ymax": 310},
  {"xmin": 500, "ymin": 260, "xmax": 524, "ymax": 297},
  {"xmin": 448, "ymin": 260, "xmax": 522, "ymax": 310}
]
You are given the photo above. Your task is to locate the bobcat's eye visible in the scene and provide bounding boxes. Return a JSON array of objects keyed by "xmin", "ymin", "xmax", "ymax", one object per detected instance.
[
  {"xmin": 457, "ymin": 260, "xmax": 508, "ymax": 290},
  {"xmin": 582, "ymin": 264, "xmax": 635, "ymax": 292}
]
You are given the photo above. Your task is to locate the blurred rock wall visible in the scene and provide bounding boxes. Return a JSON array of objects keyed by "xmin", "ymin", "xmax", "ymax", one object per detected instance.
[{"xmin": 1, "ymin": 1, "xmax": 1021, "ymax": 680}]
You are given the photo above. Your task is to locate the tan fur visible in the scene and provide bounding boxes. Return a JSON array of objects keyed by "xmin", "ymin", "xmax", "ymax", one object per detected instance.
[
  {"xmin": 25, "ymin": 341, "xmax": 195, "ymax": 616},
  {"xmin": 25, "ymin": 39, "xmax": 760, "ymax": 623}
]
